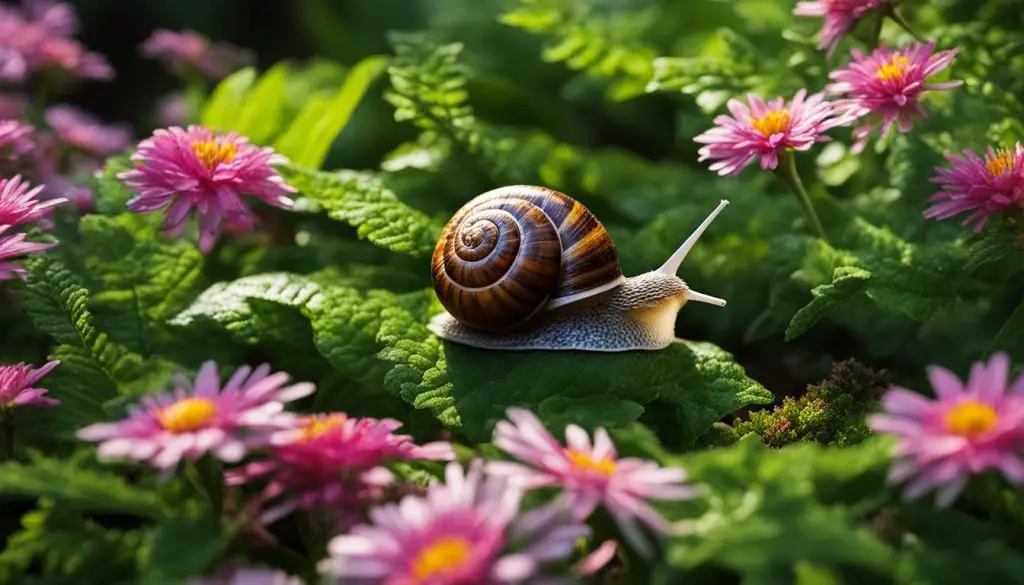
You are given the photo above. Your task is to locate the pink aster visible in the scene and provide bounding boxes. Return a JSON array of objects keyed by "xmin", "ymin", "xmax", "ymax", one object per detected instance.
[
  {"xmin": 867, "ymin": 353, "xmax": 1024, "ymax": 507},
  {"xmin": 0, "ymin": 226, "xmax": 56, "ymax": 280},
  {"xmin": 0, "ymin": 0, "xmax": 111, "ymax": 82},
  {"xmin": 827, "ymin": 42, "xmax": 962, "ymax": 153},
  {"xmin": 320, "ymin": 460, "xmax": 590, "ymax": 585},
  {"xmin": 0, "ymin": 360, "xmax": 59, "ymax": 408},
  {"xmin": 227, "ymin": 412, "xmax": 454, "ymax": 525},
  {"xmin": 117, "ymin": 125, "xmax": 296, "ymax": 253},
  {"xmin": 794, "ymin": 0, "xmax": 886, "ymax": 56},
  {"xmin": 44, "ymin": 105, "xmax": 130, "ymax": 155},
  {"xmin": 0, "ymin": 120, "xmax": 34, "ymax": 163},
  {"xmin": 487, "ymin": 407, "xmax": 698, "ymax": 555},
  {"xmin": 0, "ymin": 175, "xmax": 65, "ymax": 228},
  {"xmin": 923, "ymin": 143, "xmax": 1024, "ymax": 232},
  {"xmin": 694, "ymin": 89, "xmax": 848, "ymax": 176},
  {"xmin": 141, "ymin": 29, "xmax": 253, "ymax": 80},
  {"xmin": 76, "ymin": 361, "xmax": 315, "ymax": 471}
]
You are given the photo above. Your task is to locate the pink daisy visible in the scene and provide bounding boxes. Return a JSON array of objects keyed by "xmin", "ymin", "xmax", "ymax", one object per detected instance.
[
  {"xmin": 0, "ymin": 360, "xmax": 60, "ymax": 408},
  {"xmin": 0, "ymin": 120, "xmax": 34, "ymax": 163},
  {"xmin": 117, "ymin": 126, "xmax": 296, "ymax": 253},
  {"xmin": 76, "ymin": 361, "xmax": 315, "ymax": 471},
  {"xmin": 44, "ymin": 105, "xmax": 130, "ymax": 155},
  {"xmin": 867, "ymin": 353, "xmax": 1024, "ymax": 507},
  {"xmin": 227, "ymin": 412, "xmax": 454, "ymax": 525},
  {"xmin": 319, "ymin": 460, "xmax": 590, "ymax": 585},
  {"xmin": 827, "ymin": 42, "xmax": 962, "ymax": 153},
  {"xmin": 0, "ymin": 0, "xmax": 111, "ymax": 82},
  {"xmin": 0, "ymin": 175, "xmax": 66, "ymax": 229},
  {"xmin": 794, "ymin": 0, "xmax": 887, "ymax": 56},
  {"xmin": 0, "ymin": 226, "xmax": 57, "ymax": 280},
  {"xmin": 141, "ymin": 29, "xmax": 253, "ymax": 80},
  {"xmin": 486, "ymin": 408, "xmax": 698, "ymax": 555},
  {"xmin": 923, "ymin": 143, "xmax": 1024, "ymax": 232},
  {"xmin": 694, "ymin": 89, "xmax": 848, "ymax": 176}
]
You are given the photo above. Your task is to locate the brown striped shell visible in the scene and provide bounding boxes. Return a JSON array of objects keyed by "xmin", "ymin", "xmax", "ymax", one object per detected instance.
[{"xmin": 431, "ymin": 186, "xmax": 624, "ymax": 332}]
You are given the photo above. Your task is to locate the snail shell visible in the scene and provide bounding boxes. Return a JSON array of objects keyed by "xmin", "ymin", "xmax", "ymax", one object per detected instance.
[{"xmin": 430, "ymin": 186, "xmax": 625, "ymax": 332}]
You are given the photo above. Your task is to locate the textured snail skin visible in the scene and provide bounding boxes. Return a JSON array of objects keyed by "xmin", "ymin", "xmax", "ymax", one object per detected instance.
[
  {"xmin": 431, "ymin": 186, "xmax": 623, "ymax": 332},
  {"xmin": 427, "ymin": 272, "xmax": 690, "ymax": 351}
]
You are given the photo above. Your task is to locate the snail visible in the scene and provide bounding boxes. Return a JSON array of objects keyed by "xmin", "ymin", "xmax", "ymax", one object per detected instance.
[{"xmin": 427, "ymin": 185, "xmax": 729, "ymax": 352}]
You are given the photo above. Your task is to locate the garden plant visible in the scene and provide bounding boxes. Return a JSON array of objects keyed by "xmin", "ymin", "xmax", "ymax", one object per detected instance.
[{"xmin": 2, "ymin": 0, "xmax": 1024, "ymax": 583}]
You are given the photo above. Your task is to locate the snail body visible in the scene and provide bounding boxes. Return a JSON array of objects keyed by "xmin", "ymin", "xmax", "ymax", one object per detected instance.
[{"xmin": 428, "ymin": 185, "xmax": 728, "ymax": 352}]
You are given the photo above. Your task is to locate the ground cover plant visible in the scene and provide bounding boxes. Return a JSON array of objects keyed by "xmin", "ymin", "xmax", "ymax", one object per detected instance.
[{"xmin": 1, "ymin": 0, "xmax": 1024, "ymax": 583}]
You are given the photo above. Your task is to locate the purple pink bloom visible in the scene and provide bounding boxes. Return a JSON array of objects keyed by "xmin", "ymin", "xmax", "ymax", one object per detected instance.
[
  {"xmin": 0, "ymin": 0, "xmax": 112, "ymax": 82},
  {"xmin": 867, "ymin": 353, "xmax": 1024, "ymax": 507},
  {"xmin": 117, "ymin": 125, "xmax": 296, "ymax": 253},
  {"xmin": 487, "ymin": 408, "xmax": 698, "ymax": 555},
  {"xmin": 76, "ymin": 361, "xmax": 314, "ymax": 471},
  {"xmin": 141, "ymin": 29, "xmax": 253, "ymax": 80},
  {"xmin": 0, "ymin": 120, "xmax": 34, "ymax": 163},
  {"xmin": 694, "ymin": 89, "xmax": 849, "ymax": 176},
  {"xmin": 0, "ymin": 226, "xmax": 56, "ymax": 279},
  {"xmin": 794, "ymin": 0, "xmax": 887, "ymax": 56},
  {"xmin": 44, "ymin": 105, "xmax": 130, "ymax": 155},
  {"xmin": 827, "ymin": 42, "xmax": 962, "ymax": 153},
  {"xmin": 226, "ymin": 412, "xmax": 454, "ymax": 525},
  {"xmin": 0, "ymin": 174, "xmax": 65, "ymax": 228},
  {"xmin": 319, "ymin": 460, "xmax": 589, "ymax": 585},
  {"xmin": 924, "ymin": 142, "xmax": 1024, "ymax": 232},
  {"xmin": 0, "ymin": 360, "xmax": 60, "ymax": 408}
]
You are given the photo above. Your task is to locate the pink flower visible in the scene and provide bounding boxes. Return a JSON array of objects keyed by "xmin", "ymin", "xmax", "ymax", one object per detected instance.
[
  {"xmin": 694, "ymin": 89, "xmax": 848, "ymax": 176},
  {"xmin": 0, "ymin": 0, "xmax": 111, "ymax": 82},
  {"xmin": 0, "ymin": 226, "xmax": 56, "ymax": 279},
  {"xmin": 487, "ymin": 408, "xmax": 698, "ymax": 555},
  {"xmin": 0, "ymin": 120, "xmax": 34, "ymax": 163},
  {"xmin": 44, "ymin": 105, "xmax": 130, "ymax": 155},
  {"xmin": 117, "ymin": 126, "xmax": 296, "ymax": 253},
  {"xmin": 0, "ymin": 175, "xmax": 65, "ymax": 228},
  {"xmin": 867, "ymin": 353, "xmax": 1024, "ymax": 507},
  {"xmin": 0, "ymin": 360, "xmax": 59, "ymax": 408},
  {"xmin": 227, "ymin": 412, "xmax": 454, "ymax": 524},
  {"xmin": 76, "ymin": 361, "xmax": 315, "ymax": 471},
  {"xmin": 319, "ymin": 460, "xmax": 590, "ymax": 585},
  {"xmin": 794, "ymin": 0, "xmax": 887, "ymax": 56},
  {"xmin": 188, "ymin": 567, "xmax": 302, "ymax": 585},
  {"xmin": 827, "ymin": 42, "xmax": 962, "ymax": 153},
  {"xmin": 923, "ymin": 143, "xmax": 1024, "ymax": 232},
  {"xmin": 156, "ymin": 92, "xmax": 189, "ymax": 126},
  {"xmin": 141, "ymin": 29, "xmax": 253, "ymax": 80}
]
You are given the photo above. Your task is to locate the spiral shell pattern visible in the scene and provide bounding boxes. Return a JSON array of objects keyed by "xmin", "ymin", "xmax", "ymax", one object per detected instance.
[{"xmin": 431, "ymin": 186, "xmax": 623, "ymax": 332}]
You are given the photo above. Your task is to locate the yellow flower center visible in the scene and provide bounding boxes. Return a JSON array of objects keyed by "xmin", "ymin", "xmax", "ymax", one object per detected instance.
[
  {"xmin": 876, "ymin": 55, "xmax": 910, "ymax": 81},
  {"xmin": 411, "ymin": 537, "xmax": 473, "ymax": 581},
  {"xmin": 190, "ymin": 139, "xmax": 238, "ymax": 169},
  {"xmin": 750, "ymin": 110, "xmax": 791, "ymax": 137},
  {"xmin": 157, "ymin": 397, "xmax": 218, "ymax": 434},
  {"xmin": 945, "ymin": 401, "xmax": 998, "ymax": 438},
  {"xmin": 565, "ymin": 448, "xmax": 617, "ymax": 476},
  {"xmin": 986, "ymin": 148, "xmax": 1016, "ymax": 176},
  {"xmin": 296, "ymin": 414, "xmax": 346, "ymax": 442}
]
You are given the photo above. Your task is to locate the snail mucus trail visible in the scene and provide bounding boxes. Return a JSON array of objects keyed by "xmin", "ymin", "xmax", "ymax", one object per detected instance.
[{"xmin": 428, "ymin": 186, "xmax": 729, "ymax": 352}]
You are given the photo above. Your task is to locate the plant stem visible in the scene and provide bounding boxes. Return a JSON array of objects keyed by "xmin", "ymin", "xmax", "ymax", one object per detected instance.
[
  {"xmin": 869, "ymin": 11, "xmax": 885, "ymax": 49},
  {"xmin": 776, "ymin": 150, "xmax": 829, "ymax": 241},
  {"xmin": 886, "ymin": 8, "xmax": 926, "ymax": 43}
]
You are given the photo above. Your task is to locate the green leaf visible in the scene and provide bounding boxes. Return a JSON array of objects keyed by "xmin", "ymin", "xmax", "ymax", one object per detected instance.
[
  {"xmin": 0, "ymin": 457, "xmax": 166, "ymax": 519},
  {"xmin": 227, "ymin": 62, "xmax": 290, "ymax": 144},
  {"xmin": 273, "ymin": 55, "xmax": 388, "ymax": 168},
  {"xmin": 199, "ymin": 67, "xmax": 258, "ymax": 130},
  {"xmin": 139, "ymin": 516, "xmax": 226, "ymax": 585},
  {"xmin": 93, "ymin": 155, "xmax": 135, "ymax": 215},
  {"xmin": 987, "ymin": 298, "xmax": 1024, "ymax": 363},
  {"xmin": 282, "ymin": 165, "xmax": 441, "ymax": 257},
  {"xmin": 785, "ymin": 266, "xmax": 872, "ymax": 341}
]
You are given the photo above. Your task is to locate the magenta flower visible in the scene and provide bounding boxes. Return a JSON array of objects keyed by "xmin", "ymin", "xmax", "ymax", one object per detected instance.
[
  {"xmin": 0, "ymin": 227, "xmax": 56, "ymax": 279},
  {"xmin": 0, "ymin": 120, "xmax": 34, "ymax": 163},
  {"xmin": 44, "ymin": 105, "xmax": 130, "ymax": 155},
  {"xmin": 867, "ymin": 353, "xmax": 1024, "ymax": 507},
  {"xmin": 794, "ymin": 0, "xmax": 886, "ymax": 56},
  {"xmin": 320, "ymin": 460, "xmax": 590, "ymax": 585},
  {"xmin": 0, "ymin": 0, "xmax": 111, "ymax": 82},
  {"xmin": 486, "ymin": 408, "xmax": 697, "ymax": 555},
  {"xmin": 827, "ymin": 42, "xmax": 962, "ymax": 153},
  {"xmin": 141, "ymin": 29, "xmax": 253, "ymax": 80},
  {"xmin": 227, "ymin": 412, "xmax": 454, "ymax": 524},
  {"xmin": 0, "ymin": 360, "xmax": 59, "ymax": 408},
  {"xmin": 694, "ymin": 89, "xmax": 848, "ymax": 176},
  {"xmin": 117, "ymin": 126, "xmax": 296, "ymax": 253},
  {"xmin": 76, "ymin": 361, "xmax": 314, "ymax": 471},
  {"xmin": 923, "ymin": 143, "xmax": 1024, "ymax": 232},
  {"xmin": 0, "ymin": 175, "xmax": 65, "ymax": 228}
]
